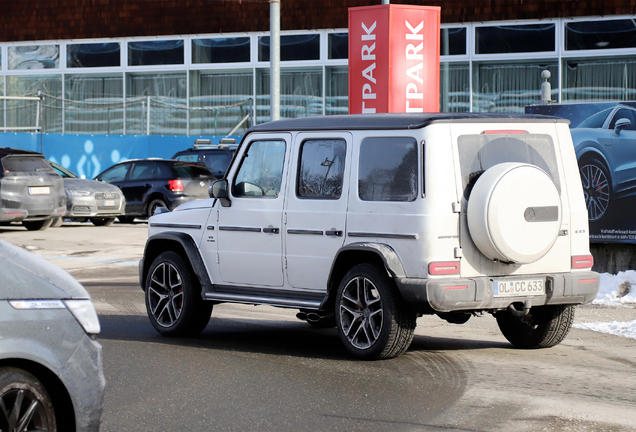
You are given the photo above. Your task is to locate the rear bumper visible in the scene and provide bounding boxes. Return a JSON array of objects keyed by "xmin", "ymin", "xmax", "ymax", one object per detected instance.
[
  {"xmin": 396, "ymin": 271, "xmax": 600, "ymax": 313},
  {"xmin": 0, "ymin": 205, "xmax": 66, "ymax": 222}
]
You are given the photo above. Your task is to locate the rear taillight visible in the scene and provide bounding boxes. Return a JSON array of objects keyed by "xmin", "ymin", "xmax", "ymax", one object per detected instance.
[
  {"xmin": 428, "ymin": 261, "xmax": 461, "ymax": 276},
  {"xmin": 571, "ymin": 255, "xmax": 594, "ymax": 269},
  {"xmin": 168, "ymin": 179, "xmax": 184, "ymax": 192}
]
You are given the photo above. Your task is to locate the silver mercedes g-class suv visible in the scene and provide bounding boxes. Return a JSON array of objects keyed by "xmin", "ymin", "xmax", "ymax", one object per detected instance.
[{"xmin": 139, "ymin": 113, "xmax": 600, "ymax": 360}]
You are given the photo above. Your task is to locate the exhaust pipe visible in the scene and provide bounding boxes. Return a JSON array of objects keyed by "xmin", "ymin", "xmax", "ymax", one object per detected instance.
[
  {"xmin": 296, "ymin": 312, "xmax": 308, "ymax": 321},
  {"xmin": 507, "ymin": 300, "xmax": 532, "ymax": 317}
]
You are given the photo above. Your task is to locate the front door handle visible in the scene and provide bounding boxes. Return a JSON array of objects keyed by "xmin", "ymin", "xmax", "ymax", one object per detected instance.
[
  {"xmin": 263, "ymin": 227, "xmax": 280, "ymax": 234},
  {"xmin": 325, "ymin": 230, "xmax": 343, "ymax": 237}
]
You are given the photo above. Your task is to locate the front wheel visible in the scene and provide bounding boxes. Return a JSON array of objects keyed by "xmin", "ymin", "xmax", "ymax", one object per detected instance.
[
  {"xmin": 336, "ymin": 263, "xmax": 416, "ymax": 360},
  {"xmin": 496, "ymin": 305, "xmax": 575, "ymax": 349},
  {"xmin": 22, "ymin": 219, "xmax": 53, "ymax": 231},
  {"xmin": 145, "ymin": 251, "xmax": 213, "ymax": 336},
  {"xmin": 147, "ymin": 199, "xmax": 168, "ymax": 218},
  {"xmin": 579, "ymin": 158, "xmax": 611, "ymax": 222},
  {"xmin": 0, "ymin": 367, "xmax": 57, "ymax": 432}
]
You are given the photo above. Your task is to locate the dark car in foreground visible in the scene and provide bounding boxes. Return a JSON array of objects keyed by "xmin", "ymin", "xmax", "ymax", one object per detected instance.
[
  {"xmin": 0, "ymin": 239, "xmax": 105, "ymax": 431},
  {"xmin": 0, "ymin": 148, "xmax": 66, "ymax": 230},
  {"xmin": 48, "ymin": 160, "xmax": 125, "ymax": 226},
  {"xmin": 94, "ymin": 159, "xmax": 214, "ymax": 222},
  {"xmin": 172, "ymin": 139, "xmax": 237, "ymax": 179}
]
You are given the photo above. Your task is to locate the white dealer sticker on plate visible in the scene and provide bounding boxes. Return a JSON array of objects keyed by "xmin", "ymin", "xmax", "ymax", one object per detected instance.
[
  {"xmin": 28, "ymin": 187, "xmax": 50, "ymax": 195},
  {"xmin": 494, "ymin": 279, "xmax": 545, "ymax": 297}
]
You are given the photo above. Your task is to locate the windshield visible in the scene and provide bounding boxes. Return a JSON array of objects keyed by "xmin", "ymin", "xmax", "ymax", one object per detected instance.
[{"xmin": 49, "ymin": 161, "xmax": 78, "ymax": 178}]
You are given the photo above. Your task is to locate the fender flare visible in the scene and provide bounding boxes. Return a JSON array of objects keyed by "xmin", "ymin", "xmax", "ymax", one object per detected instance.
[
  {"xmin": 329, "ymin": 242, "xmax": 407, "ymax": 281},
  {"xmin": 140, "ymin": 231, "xmax": 211, "ymax": 290}
]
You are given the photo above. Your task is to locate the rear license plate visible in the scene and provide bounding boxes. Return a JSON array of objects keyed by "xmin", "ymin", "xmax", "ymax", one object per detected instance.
[
  {"xmin": 103, "ymin": 200, "xmax": 115, "ymax": 207},
  {"xmin": 28, "ymin": 187, "xmax": 50, "ymax": 195},
  {"xmin": 494, "ymin": 279, "xmax": 545, "ymax": 297}
]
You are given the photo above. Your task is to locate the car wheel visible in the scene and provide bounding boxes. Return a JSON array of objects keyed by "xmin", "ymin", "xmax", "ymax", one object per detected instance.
[
  {"xmin": 22, "ymin": 219, "xmax": 53, "ymax": 231},
  {"xmin": 579, "ymin": 158, "xmax": 611, "ymax": 222},
  {"xmin": 50, "ymin": 217, "xmax": 63, "ymax": 228},
  {"xmin": 145, "ymin": 251, "xmax": 213, "ymax": 336},
  {"xmin": 495, "ymin": 305, "xmax": 575, "ymax": 349},
  {"xmin": 90, "ymin": 217, "xmax": 116, "ymax": 227},
  {"xmin": 0, "ymin": 367, "xmax": 57, "ymax": 432},
  {"xmin": 335, "ymin": 263, "xmax": 416, "ymax": 360},
  {"xmin": 117, "ymin": 216, "xmax": 136, "ymax": 224},
  {"xmin": 147, "ymin": 199, "xmax": 168, "ymax": 218}
]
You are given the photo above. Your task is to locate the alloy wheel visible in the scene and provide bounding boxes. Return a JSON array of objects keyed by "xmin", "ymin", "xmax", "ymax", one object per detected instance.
[
  {"xmin": 147, "ymin": 262, "xmax": 184, "ymax": 327},
  {"xmin": 0, "ymin": 388, "xmax": 51, "ymax": 432},
  {"xmin": 338, "ymin": 276, "xmax": 384, "ymax": 349},
  {"xmin": 580, "ymin": 163, "xmax": 610, "ymax": 221}
]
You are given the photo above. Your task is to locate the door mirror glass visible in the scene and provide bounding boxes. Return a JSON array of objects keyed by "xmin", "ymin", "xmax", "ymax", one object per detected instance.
[
  {"xmin": 210, "ymin": 179, "xmax": 228, "ymax": 198},
  {"xmin": 614, "ymin": 117, "xmax": 631, "ymax": 134}
]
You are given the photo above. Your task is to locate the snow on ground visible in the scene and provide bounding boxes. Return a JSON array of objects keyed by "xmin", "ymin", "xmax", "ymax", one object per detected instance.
[{"xmin": 572, "ymin": 270, "xmax": 636, "ymax": 340}]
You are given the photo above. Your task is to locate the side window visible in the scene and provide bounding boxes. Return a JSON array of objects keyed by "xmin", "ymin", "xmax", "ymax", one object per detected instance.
[
  {"xmin": 297, "ymin": 139, "xmax": 346, "ymax": 199},
  {"xmin": 130, "ymin": 162, "xmax": 156, "ymax": 180},
  {"xmin": 99, "ymin": 164, "xmax": 129, "ymax": 182},
  {"xmin": 155, "ymin": 163, "xmax": 172, "ymax": 178},
  {"xmin": 358, "ymin": 137, "xmax": 418, "ymax": 202},
  {"xmin": 232, "ymin": 140, "xmax": 286, "ymax": 198},
  {"xmin": 609, "ymin": 108, "xmax": 636, "ymax": 131}
]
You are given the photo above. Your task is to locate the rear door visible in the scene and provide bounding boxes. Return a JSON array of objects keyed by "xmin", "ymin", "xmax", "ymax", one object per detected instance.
[
  {"xmin": 284, "ymin": 133, "xmax": 351, "ymax": 290},
  {"xmin": 124, "ymin": 161, "xmax": 157, "ymax": 214}
]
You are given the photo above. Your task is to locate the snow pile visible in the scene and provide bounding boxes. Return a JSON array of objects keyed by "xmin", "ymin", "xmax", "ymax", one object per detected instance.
[
  {"xmin": 591, "ymin": 271, "xmax": 636, "ymax": 306},
  {"xmin": 572, "ymin": 270, "xmax": 636, "ymax": 340}
]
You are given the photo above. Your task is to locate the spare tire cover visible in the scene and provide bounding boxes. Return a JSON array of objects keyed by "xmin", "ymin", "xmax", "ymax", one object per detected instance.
[{"xmin": 467, "ymin": 162, "xmax": 562, "ymax": 264}]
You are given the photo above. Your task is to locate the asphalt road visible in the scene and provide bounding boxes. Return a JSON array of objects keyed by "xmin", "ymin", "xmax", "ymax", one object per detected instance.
[{"xmin": 2, "ymin": 222, "xmax": 636, "ymax": 431}]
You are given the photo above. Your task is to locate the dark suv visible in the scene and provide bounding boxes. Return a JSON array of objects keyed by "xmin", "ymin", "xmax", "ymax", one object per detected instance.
[
  {"xmin": 172, "ymin": 139, "xmax": 237, "ymax": 179},
  {"xmin": 0, "ymin": 148, "xmax": 66, "ymax": 230},
  {"xmin": 94, "ymin": 159, "xmax": 214, "ymax": 222}
]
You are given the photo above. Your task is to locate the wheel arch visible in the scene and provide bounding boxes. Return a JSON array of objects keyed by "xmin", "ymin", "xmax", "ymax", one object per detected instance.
[
  {"xmin": 577, "ymin": 148, "xmax": 613, "ymax": 188},
  {"xmin": 324, "ymin": 243, "xmax": 406, "ymax": 309},
  {"xmin": 0, "ymin": 358, "xmax": 76, "ymax": 431},
  {"xmin": 140, "ymin": 232, "xmax": 211, "ymax": 291}
]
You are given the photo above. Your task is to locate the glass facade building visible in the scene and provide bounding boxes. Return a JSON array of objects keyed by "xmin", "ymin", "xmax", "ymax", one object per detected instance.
[{"xmin": 1, "ymin": 16, "xmax": 635, "ymax": 136}]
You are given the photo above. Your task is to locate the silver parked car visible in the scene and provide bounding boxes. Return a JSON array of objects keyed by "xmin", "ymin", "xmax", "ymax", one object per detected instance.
[
  {"xmin": 49, "ymin": 160, "xmax": 125, "ymax": 226},
  {"xmin": 0, "ymin": 239, "xmax": 105, "ymax": 431}
]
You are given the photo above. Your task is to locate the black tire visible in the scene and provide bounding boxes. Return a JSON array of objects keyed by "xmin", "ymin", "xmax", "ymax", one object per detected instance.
[
  {"xmin": 50, "ymin": 217, "xmax": 63, "ymax": 228},
  {"xmin": 496, "ymin": 305, "xmax": 575, "ymax": 349},
  {"xmin": 147, "ymin": 199, "xmax": 168, "ymax": 218},
  {"xmin": 0, "ymin": 367, "xmax": 57, "ymax": 432},
  {"xmin": 90, "ymin": 217, "xmax": 116, "ymax": 226},
  {"xmin": 145, "ymin": 251, "xmax": 213, "ymax": 336},
  {"xmin": 578, "ymin": 157, "xmax": 612, "ymax": 222},
  {"xmin": 335, "ymin": 263, "xmax": 416, "ymax": 360},
  {"xmin": 22, "ymin": 219, "xmax": 53, "ymax": 231},
  {"xmin": 117, "ymin": 216, "xmax": 136, "ymax": 224}
]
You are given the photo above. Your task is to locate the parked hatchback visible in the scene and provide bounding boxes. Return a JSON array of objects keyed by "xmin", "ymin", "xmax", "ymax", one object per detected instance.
[
  {"xmin": 0, "ymin": 239, "xmax": 104, "ymax": 431},
  {"xmin": 0, "ymin": 148, "xmax": 66, "ymax": 230},
  {"xmin": 94, "ymin": 159, "xmax": 214, "ymax": 222}
]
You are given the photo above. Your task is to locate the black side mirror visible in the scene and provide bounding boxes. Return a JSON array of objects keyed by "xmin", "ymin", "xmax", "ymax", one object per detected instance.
[
  {"xmin": 210, "ymin": 179, "xmax": 231, "ymax": 207},
  {"xmin": 614, "ymin": 118, "xmax": 631, "ymax": 136}
]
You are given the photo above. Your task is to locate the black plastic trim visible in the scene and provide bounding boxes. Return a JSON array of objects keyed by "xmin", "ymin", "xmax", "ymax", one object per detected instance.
[
  {"xmin": 219, "ymin": 226, "xmax": 262, "ymax": 233},
  {"xmin": 149, "ymin": 223, "xmax": 202, "ymax": 229},
  {"xmin": 287, "ymin": 229, "xmax": 323, "ymax": 235},
  {"xmin": 348, "ymin": 232, "xmax": 418, "ymax": 240}
]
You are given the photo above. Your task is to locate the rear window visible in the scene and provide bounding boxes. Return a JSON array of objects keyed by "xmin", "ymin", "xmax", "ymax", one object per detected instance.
[
  {"xmin": 174, "ymin": 154, "xmax": 198, "ymax": 162},
  {"xmin": 174, "ymin": 165, "xmax": 213, "ymax": 179},
  {"xmin": 458, "ymin": 133, "xmax": 560, "ymax": 200},
  {"xmin": 1, "ymin": 156, "xmax": 56, "ymax": 174},
  {"xmin": 201, "ymin": 152, "xmax": 233, "ymax": 177}
]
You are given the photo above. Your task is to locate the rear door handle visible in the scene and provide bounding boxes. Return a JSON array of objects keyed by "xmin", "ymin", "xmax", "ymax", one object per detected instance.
[
  {"xmin": 263, "ymin": 227, "xmax": 280, "ymax": 234},
  {"xmin": 325, "ymin": 230, "xmax": 343, "ymax": 237}
]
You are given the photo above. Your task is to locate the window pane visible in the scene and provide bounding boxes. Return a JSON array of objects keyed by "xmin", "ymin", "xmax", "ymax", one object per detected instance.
[
  {"xmin": 326, "ymin": 66, "xmax": 348, "ymax": 115},
  {"xmin": 609, "ymin": 108, "xmax": 636, "ymax": 131},
  {"xmin": 65, "ymin": 74, "xmax": 123, "ymax": 135},
  {"xmin": 440, "ymin": 62, "xmax": 469, "ymax": 112},
  {"xmin": 441, "ymin": 28, "xmax": 466, "ymax": 56},
  {"xmin": 233, "ymin": 140, "xmax": 286, "ymax": 198},
  {"xmin": 131, "ymin": 162, "xmax": 155, "ymax": 180},
  {"xmin": 67, "ymin": 43, "xmax": 121, "ymax": 68},
  {"xmin": 256, "ymin": 69, "xmax": 323, "ymax": 123},
  {"xmin": 192, "ymin": 37, "xmax": 250, "ymax": 63},
  {"xmin": 128, "ymin": 40, "xmax": 184, "ymax": 66},
  {"xmin": 258, "ymin": 34, "xmax": 320, "ymax": 62},
  {"xmin": 472, "ymin": 61, "xmax": 558, "ymax": 112},
  {"xmin": 328, "ymin": 33, "xmax": 348, "ymax": 59},
  {"xmin": 100, "ymin": 164, "xmax": 128, "ymax": 182},
  {"xmin": 126, "ymin": 73, "xmax": 187, "ymax": 135},
  {"xmin": 298, "ymin": 139, "xmax": 346, "ymax": 199},
  {"xmin": 476, "ymin": 24, "xmax": 555, "ymax": 54},
  {"xmin": 189, "ymin": 70, "xmax": 253, "ymax": 135},
  {"xmin": 6, "ymin": 75, "xmax": 63, "ymax": 133},
  {"xmin": 563, "ymin": 57, "xmax": 636, "ymax": 102},
  {"xmin": 566, "ymin": 19, "xmax": 636, "ymax": 51},
  {"xmin": 359, "ymin": 137, "xmax": 418, "ymax": 202},
  {"xmin": 8, "ymin": 45, "xmax": 60, "ymax": 69}
]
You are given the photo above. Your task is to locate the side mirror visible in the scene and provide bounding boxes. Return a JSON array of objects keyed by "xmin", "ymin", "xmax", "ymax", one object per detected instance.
[
  {"xmin": 210, "ymin": 179, "xmax": 231, "ymax": 207},
  {"xmin": 614, "ymin": 118, "xmax": 631, "ymax": 136}
]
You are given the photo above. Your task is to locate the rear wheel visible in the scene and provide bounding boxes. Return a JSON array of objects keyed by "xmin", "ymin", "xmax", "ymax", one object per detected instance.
[
  {"xmin": 22, "ymin": 219, "xmax": 53, "ymax": 231},
  {"xmin": 147, "ymin": 199, "xmax": 168, "ymax": 218},
  {"xmin": 0, "ymin": 367, "xmax": 57, "ymax": 432},
  {"xmin": 496, "ymin": 305, "xmax": 575, "ymax": 349},
  {"xmin": 579, "ymin": 158, "xmax": 611, "ymax": 222},
  {"xmin": 336, "ymin": 263, "xmax": 416, "ymax": 360},
  {"xmin": 50, "ymin": 217, "xmax": 63, "ymax": 228},
  {"xmin": 145, "ymin": 251, "xmax": 213, "ymax": 336},
  {"xmin": 90, "ymin": 217, "xmax": 115, "ymax": 226},
  {"xmin": 117, "ymin": 216, "xmax": 136, "ymax": 224}
]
